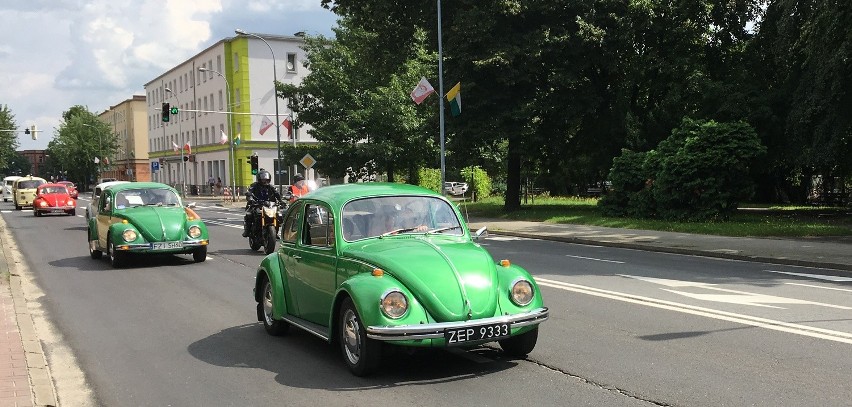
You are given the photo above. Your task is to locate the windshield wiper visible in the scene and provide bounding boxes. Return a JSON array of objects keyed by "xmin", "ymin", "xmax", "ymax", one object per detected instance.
[
  {"xmin": 426, "ymin": 225, "xmax": 462, "ymax": 234},
  {"xmin": 380, "ymin": 228, "xmax": 418, "ymax": 237}
]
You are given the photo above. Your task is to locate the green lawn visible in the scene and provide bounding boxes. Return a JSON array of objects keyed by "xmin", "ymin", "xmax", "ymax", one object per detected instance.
[{"xmin": 458, "ymin": 196, "xmax": 852, "ymax": 237}]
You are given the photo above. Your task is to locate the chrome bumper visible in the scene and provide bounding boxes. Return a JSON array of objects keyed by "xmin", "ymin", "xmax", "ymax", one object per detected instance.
[
  {"xmin": 366, "ymin": 307, "xmax": 549, "ymax": 341},
  {"xmin": 115, "ymin": 239, "xmax": 209, "ymax": 251}
]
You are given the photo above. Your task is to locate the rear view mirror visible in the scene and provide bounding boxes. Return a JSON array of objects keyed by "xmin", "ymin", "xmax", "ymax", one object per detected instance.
[
  {"xmin": 186, "ymin": 202, "xmax": 197, "ymax": 209},
  {"xmin": 473, "ymin": 226, "xmax": 488, "ymax": 240}
]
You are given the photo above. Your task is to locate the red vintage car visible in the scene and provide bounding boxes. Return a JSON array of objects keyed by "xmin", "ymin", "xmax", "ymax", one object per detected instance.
[
  {"xmin": 57, "ymin": 181, "xmax": 79, "ymax": 199},
  {"xmin": 33, "ymin": 184, "xmax": 76, "ymax": 216}
]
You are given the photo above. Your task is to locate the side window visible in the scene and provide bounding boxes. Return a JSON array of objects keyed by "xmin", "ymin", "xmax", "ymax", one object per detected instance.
[
  {"xmin": 281, "ymin": 203, "xmax": 301, "ymax": 243},
  {"xmin": 100, "ymin": 194, "xmax": 112, "ymax": 213},
  {"xmin": 303, "ymin": 204, "xmax": 334, "ymax": 248}
]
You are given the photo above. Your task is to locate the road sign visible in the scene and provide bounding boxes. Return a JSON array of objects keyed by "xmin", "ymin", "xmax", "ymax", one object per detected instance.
[
  {"xmin": 151, "ymin": 161, "xmax": 160, "ymax": 172},
  {"xmin": 300, "ymin": 153, "xmax": 316, "ymax": 169}
]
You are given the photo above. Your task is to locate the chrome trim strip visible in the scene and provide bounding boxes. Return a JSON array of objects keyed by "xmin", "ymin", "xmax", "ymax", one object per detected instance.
[
  {"xmin": 366, "ymin": 307, "xmax": 549, "ymax": 341},
  {"xmin": 280, "ymin": 315, "xmax": 330, "ymax": 342}
]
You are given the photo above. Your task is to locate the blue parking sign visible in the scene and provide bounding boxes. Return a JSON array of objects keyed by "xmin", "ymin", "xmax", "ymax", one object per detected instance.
[{"xmin": 151, "ymin": 161, "xmax": 160, "ymax": 172}]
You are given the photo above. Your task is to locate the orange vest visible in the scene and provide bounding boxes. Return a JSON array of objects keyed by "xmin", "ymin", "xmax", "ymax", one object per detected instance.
[{"xmin": 290, "ymin": 184, "xmax": 309, "ymax": 202}]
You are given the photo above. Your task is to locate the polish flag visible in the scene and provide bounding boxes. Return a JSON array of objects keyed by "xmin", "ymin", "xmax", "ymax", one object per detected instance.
[
  {"xmin": 259, "ymin": 116, "xmax": 274, "ymax": 135},
  {"xmin": 219, "ymin": 130, "xmax": 228, "ymax": 145},
  {"xmin": 184, "ymin": 142, "xmax": 191, "ymax": 155},
  {"xmin": 172, "ymin": 142, "xmax": 180, "ymax": 154},
  {"xmin": 283, "ymin": 118, "xmax": 292, "ymax": 138}
]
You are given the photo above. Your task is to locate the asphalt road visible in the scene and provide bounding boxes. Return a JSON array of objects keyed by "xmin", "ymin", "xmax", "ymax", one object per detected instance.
[{"xmin": 3, "ymin": 199, "xmax": 851, "ymax": 406}]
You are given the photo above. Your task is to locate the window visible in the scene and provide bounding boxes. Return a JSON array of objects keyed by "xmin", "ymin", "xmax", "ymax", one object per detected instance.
[
  {"xmin": 286, "ymin": 53, "xmax": 297, "ymax": 73},
  {"xmin": 217, "ymin": 55, "xmax": 222, "ymax": 73},
  {"xmin": 281, "ymin": 203, "xmax": 301, "ymax": 243},
  {"xmin": 233, "ymin": 52, "xmax": 239, "ymax": 71},
  {"xmin": 302, "ymin": 204, "xmax": 334, "ymax": 247},
  {"xmin": 218, "ymin": 90, "xmax": 223, "ymax": 111}
]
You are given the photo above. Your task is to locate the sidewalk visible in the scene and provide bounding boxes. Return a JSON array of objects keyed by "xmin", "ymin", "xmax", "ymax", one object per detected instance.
[{"xmin": 468, "ymin": 218, "xmax": 852, "ymax": 272}]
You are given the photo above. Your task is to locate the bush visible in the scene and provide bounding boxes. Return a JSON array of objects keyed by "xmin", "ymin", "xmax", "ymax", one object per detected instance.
[
  {"xmin": 600, "ymin": 118, "xmax": 766, "ymax": 220},
  {"xmin": 417, "ymin": 168, "xmax": 441, "ymax": 193},
  {"xmin": 460, "ymin": 166, "xmax": 492, "ymax": 201}
]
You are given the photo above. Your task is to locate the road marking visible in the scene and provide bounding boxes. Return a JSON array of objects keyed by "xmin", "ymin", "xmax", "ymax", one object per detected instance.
[
  {"xmin": 204, "ymin": 219, "xmax": 241, "ymax": 229},
  {"xmin": 565, "ymin": 254, "xmax": 624, "ymax": 264},
  {"xmin": 766, "ymin": 270, "xmax": 852, "ymax": 282},
  {"xmin": 535, "ymin": 277, "xmax": 852, "ymax": 344},
  {"xmin": 621, "ymin": 274, "xmax": 850, "ymax": 309},
  {"xmin": 787, "ymin": 283, "xmax": 852, "ymax": 293}
]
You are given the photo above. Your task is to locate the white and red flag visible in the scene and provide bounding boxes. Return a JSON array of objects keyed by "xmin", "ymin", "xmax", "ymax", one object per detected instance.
[
  {"xmin": 219, "ymin": 130, "xmax": 228, "ymax": 145},
  {"xmin": 259, "ymin": 116, "xmax": 274, "ymax": 135},
  {"xmin": 410, "ymin": 77, "xmax": 435, "ymax": 105},
  {"xmin": 283, "ymin": 117, "xmax": 292, "ymax": 138},
  {"xmin": 184, "ymin": 142, "xmax": 191, "ymax": 155},
  {"xmin": 172, "ymin": 142, "xmax": 180, "ymax": 154}
]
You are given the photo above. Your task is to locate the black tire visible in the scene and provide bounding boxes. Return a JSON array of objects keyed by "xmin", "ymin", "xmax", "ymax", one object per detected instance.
[
  {"xmin": 339, "ymin": 298, "xmax": 381, "ymax": 376},
  {"xmin": 108, "ymin": 237, "xmax": 124, "ymax": 268},
  {"xmin": 88, "ymin": 230, "xmax": 102, "ymax": 259},
  {"xmin": 263, "ymin": 225, "xmax": 276, "ymax": 255},
  {"xmin": 192, "ymin": 246, "xmax": 207, "ymax": 263},
  {"xmin": 33, "ymin": 209, "xmax": 39, "ymax": 217},
  {"xmin": 249, "ymin": 235, "xmax": 262, "ymax": 251},
  {"xmin": 66, "ymin": 209, "xmax": 75, "ymax": 216},
  {"xmin": 260, "ymin": 279, "xmax": 290, "ymax": 336},
  {"xmin": 498, "ymin": 327, "xmax": 539, "ymax": 358},
  {"xmin": 14, "ymin": 203, "xmax": 20, "ymax": 210}
]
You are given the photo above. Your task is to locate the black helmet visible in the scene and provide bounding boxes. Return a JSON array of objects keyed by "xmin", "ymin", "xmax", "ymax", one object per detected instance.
[
  {"xmin": 258, "ymin": 170, "xmax": 271, "ymax": 185},
  {"xmin": 294, "ymin": 173, "xmax": 305, "ymax": 182}
]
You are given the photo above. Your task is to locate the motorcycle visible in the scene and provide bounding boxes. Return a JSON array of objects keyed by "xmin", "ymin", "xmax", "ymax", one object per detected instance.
[{"xmin": 245, "ymin": 195, "xmax": 286, "ymax": 255}]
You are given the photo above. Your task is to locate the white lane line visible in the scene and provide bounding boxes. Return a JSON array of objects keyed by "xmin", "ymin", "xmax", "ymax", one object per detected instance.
[
  {"xmin": 204, "ymin": 219, "xmax": 241, "ymax": 229},
  {"xmin": 787, "ymin": 283, "xmax": 852, "ymax": 293},
  {"xmin": 565, "ymin": 254, "xmax": 624, "ymax": 264},
  {"xmin": 536, "ymin": 277, "xmax": 852, "ymax": 345},
  {"xmin": 766, "ymin": 270, "xmax": 852, "ymax": 282}
]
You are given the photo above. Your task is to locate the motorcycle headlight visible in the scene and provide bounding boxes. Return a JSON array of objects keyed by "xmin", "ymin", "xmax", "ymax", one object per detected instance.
[
  {"xmin": 122, "ymin": 229, "xmax": 137, "ymax": 242},
  {"xmin": 188, "ymin": 225, "xmax": 202, "ymax": 238},
  {"xmin": 510, "ymin": 279, "xmax": 534, "ymax": 306},
  {"xmin": 380, "ymin": 290, "xmax": 408, "ymax": 319}
]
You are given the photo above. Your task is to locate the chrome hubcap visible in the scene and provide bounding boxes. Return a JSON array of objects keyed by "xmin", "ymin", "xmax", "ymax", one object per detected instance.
[
  {"xmin": 342, "ymin": 309, "xmax": 361, "ymax": 364},
  {"xmin": 263, "ymin": 283, "xmax": 274, "ymax": 325}
]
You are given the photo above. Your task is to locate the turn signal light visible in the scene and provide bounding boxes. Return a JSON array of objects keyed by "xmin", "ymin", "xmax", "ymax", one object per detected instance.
[
  {"xmin": 500, "ymin": 259, "xmax": 511, "ymax": 267},
  {"xmin": 372, "ymin": 269, "xmax": 384, "ymax": 277},
  {"xmin": 185, "ymin": 207, "xmax": 200, "ymax": 220}
]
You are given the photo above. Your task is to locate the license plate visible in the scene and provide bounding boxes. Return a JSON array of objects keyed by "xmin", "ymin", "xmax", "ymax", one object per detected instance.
[
  {"xmin": 445, "ymin": 322, "xmax": 511, "ymax": 345},
  {"xmin": 151, "ymin": 241, "xmax": 183, "ymax": 250}
]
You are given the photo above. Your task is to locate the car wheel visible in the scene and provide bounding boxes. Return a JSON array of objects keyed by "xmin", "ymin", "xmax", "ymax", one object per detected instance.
[
  {"xmin": 108, "ymin": 237, "xmax": 125, "ymax": 268},
  {"xmin": 260, "ymin": 279, "xmax": 289, "ymax": 336},
  {"xmin": 192, "ymin": 246, "xmax": 207, "ymax": 263},
  {"xmin": 339, "ymin": 298, "xmax": 381, "ymax": 376},
  {"xmin": 498, "ymin": 327, "xmax": 539, "ymax": 358},
  {"xmin": 263, "ymin": 225, "xmax": 276, "ymax": 255},
  {"xmin": 66, "ymin": 209, "xmax": 75, "ymax": 216},
  {"xmin": 89, "ymin": 231, "xmax": 102, "ymax": 259}
]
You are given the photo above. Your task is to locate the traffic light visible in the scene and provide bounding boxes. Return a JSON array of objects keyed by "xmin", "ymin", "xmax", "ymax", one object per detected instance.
[
  {"xmin": 250, "ymin": 155, "xmax": 259, "ymax": 175},
  {"xmin": 162, "ymin": 103, "xmax": 170, "ymax": 122},
  {"xmin": 170, "ymin": 106, "xmax": 179, "ymax": 115},
  {"xmin": 183, "ymin": 155, "xmax": 189, "ymax": 162}
]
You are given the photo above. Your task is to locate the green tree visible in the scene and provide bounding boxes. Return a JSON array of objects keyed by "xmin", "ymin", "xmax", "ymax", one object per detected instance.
[
  {"xmin": 0, "ymin": 105, "xmax": 21, "ymax": 171},
  {"xmin": 0, "ymin": 151, "xmax": 30, "ymax": 177},
  {"xmin": 280, "ymin": 18, "xmax": 437, "ymax": 183},
  {"xmin": 49, "ymin": 106, "xmax": 117, "ymax": 188}
]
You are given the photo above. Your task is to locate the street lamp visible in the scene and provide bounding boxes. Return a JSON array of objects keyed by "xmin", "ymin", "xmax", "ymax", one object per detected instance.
[
  {"xmin": 198, "ymin": 66, "xmax": 236, "ymax": 198},
  {"xmin": 165, "ymin": 87, "xmax": 187, "ymax": 197},
  {"xmin": 235, "ymin": 28, "xmax": 285, "ymax": 195}
]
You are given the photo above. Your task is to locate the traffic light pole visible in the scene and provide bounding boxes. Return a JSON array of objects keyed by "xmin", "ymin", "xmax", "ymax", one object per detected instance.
[{"xmin": 165, "ymin": 89, "xmax": 186, "ymax": 198}]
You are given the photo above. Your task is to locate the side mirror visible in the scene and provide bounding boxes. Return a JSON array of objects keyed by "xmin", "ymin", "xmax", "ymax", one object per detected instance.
[
  {"xmin": 473, "ymin": 226, "xmax": 488, "ymax": 240},
  {"xmin": 186, "ymin": 202, "xmax": 197, "ymax": 209}
]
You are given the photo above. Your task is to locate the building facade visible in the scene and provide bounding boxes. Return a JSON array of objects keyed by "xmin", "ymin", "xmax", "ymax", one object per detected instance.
[
  {"xmin": 98, "ymin": 95, "xmax": 150, "ymax": 182},
  {"xmin": 143, "ymin": 32, "xmax": 317, "ymax": 195},
  {"xmin": 18, "ymin": 150, "xmax": 47, "ymax": 178}
]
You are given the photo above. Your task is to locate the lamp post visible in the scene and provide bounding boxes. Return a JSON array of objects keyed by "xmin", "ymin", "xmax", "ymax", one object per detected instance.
[
  {"xmin": 235, "ymin": 29, "xmax": 284, "ymax": 195},
  {"xmin": 165, "ymin": 87, "xmax": 186, "ymax": 197},
  {"xmin": 198, "ymin": 66, "xmax": 236, "ymax": 198}
]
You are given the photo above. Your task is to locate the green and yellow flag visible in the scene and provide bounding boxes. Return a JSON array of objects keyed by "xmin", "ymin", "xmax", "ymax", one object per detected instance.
[{"xmin": 446, "ymin": 82, "xmax": 461, "ymax": 117}]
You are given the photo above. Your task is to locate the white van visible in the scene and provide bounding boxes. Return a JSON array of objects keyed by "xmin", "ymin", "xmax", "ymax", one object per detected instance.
[{"xmin": 3, "ymin": 176, "xmax": 22, "ymax": 202}]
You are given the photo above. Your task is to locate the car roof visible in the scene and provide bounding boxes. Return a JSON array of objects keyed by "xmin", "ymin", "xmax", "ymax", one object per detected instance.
[
  {"xmin": 37, "ymin": 183, "xmax": 69, "ymax": 190},
  {"xmin": 305, "ymin": 183, "xmax": 441, "ymax": 208},
  {"xmin": 14, "ymin": 176, "xmax": 46, "ymax": 183},
  {"xmin": 104, "ymin": 182, "xmax": 178, "ymax": 194},
  {"xmin": 95, "ymin": 180, "xmax": 130, "ymax": 190},
  {"xmin": 3, "ymin": 176, "xmax": 22, "ymax": 181}
]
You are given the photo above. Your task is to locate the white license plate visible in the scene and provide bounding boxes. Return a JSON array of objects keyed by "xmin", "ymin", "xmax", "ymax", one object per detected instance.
[
  {"xmin": 445, "ymin": 322, "xmax": 511, "ymax": 345},
  {"xmin": 151, "ymin": 241, "xmax": 183, "ymax": 250}
]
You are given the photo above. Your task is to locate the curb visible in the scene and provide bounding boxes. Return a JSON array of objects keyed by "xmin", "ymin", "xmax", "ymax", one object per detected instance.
[{"xmin": 485, "ymin": 229, "xmax": 852, "ymax": 273}]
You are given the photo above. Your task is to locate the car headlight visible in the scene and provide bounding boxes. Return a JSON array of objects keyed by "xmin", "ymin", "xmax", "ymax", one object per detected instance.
[
  {"xmin": 510, "ymin": 279, "xmax": 534, "ymax": 306},
  {"xmin": 380, "ymin": 290, "xmax": 408, "ymax": 319},
  {"xmin": 188, "ymin": 225, "xmax": 202, "ymax": 239},
  {"xmin": 68, "ymin": 200, "xmax": 75, "ymax": 206},
  {"xmin": 38, "ymin": 201, "xmax": 48, "ymax": 207},
  {"xmin": 122, "ymin": 229, "xmax": 137, "ymax": 242}
]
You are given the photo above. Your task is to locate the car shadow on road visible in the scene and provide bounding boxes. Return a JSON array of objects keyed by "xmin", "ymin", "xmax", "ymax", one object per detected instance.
[
  {"xmin": 213, "ymin": 248, "xmax": 269, "ymax": 256},
  {"xmin": 187, "ymin": 323, "xmax": 518, "ymax": 389},
  {"xmin": 48, "ymin": 253, "xmax": 201, "ymax": 270}
]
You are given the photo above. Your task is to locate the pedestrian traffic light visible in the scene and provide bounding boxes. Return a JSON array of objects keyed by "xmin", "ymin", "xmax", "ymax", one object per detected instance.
[
  {"xmin": 250, "ymin": 155, "xmax": 259, "ymax": 175},
  {"xmin": 162, "ymin": 103, "xmax": 170, "ymax": 122},
  {"xmin": 170, "ymin": 106, "xmax": 179, "ymax": 115}
]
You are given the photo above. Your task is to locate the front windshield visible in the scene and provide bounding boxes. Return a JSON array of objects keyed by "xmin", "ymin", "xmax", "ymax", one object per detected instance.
[
  {"xmin": 341, "ymin": 195, "xmax": 463, "ymax": 241},
  {"xmin": 39, "ymin": 186, "xmax": 68, "ymax": 195},
  {"xmin": 114, "ymin": 188, "xmax": 181, "ymax": 209},
  {"xmin": 17, "ymin": 180, "xmax": 44, "ymax": 189}
]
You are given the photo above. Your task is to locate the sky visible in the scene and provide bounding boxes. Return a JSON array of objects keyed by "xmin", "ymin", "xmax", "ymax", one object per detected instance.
[{"xmin": 0, "ymin": 0, "xmax": 339, "ymax": 151}]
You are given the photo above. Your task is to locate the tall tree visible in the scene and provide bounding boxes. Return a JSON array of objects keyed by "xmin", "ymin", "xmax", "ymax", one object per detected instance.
[
  {"xmin": 49, "ymin": 106, "xmax": 117, "ymax": 188},
  {"xmin": 0, "ymin": 104, "xmax": 22, "ymax": 172}
]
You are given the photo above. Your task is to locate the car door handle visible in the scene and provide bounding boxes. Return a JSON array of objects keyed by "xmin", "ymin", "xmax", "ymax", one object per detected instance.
[{"xmin": 292, "ymin": 255, "xmax": 302, "ymax": 261}]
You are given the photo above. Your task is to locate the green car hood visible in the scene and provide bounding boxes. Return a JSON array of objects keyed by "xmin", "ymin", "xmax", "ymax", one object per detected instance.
[
  {"xmin": 116, "ymin": 206, "xmax": 188, "ymax": 242},
  {"xmin": 343, "ymin": 237, "xmax": 498, "ymax": 322}
]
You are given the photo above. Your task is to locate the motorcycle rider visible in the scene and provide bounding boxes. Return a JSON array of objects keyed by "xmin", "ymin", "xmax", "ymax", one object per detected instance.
[
  {"xmin": 288, "ymin": 173, "xmax": 310, "ymax": 203},
  {"xmin": 242, "ymin": 170, "xmax": 281, "ymax": 237}
]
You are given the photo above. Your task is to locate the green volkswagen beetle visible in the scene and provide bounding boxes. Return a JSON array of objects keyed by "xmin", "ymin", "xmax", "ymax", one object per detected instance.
[
  {"xmin": 254, "ymin": 183, "xmax": 548, "ymax": 376},
  {"xmin": 87, "ymin": 182, "xmax": 209, "ymax": 268}
]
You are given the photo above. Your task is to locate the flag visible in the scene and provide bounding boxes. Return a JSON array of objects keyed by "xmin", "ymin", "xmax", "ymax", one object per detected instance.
[
  {"xmin": 103, "ymin": 157, "xmax": 110, "ymax": 165},
  {"xmin": 172, "ymin": 142, "xmax": 180, "ymax": 154},
  {"xmin": 446, "ymin": 82, "xmax": 461, "ymax": 117},
  {"xmin": 94, "ymin": 157, "xmax": 100, "ymax": 164},
  {"xmin": 283, "ymin": 118, "xmax": 292, "ymax": 139},
  {"xmin": 259, "ymin": 116, "xmax": 274, "ymax": 135},
  {"xmin": 410, "ymin": 77, "xmax": 435, "ymax": 105},
  {"xmin": 219, "ymin": 130, "xmax": 228, "ymax": 145},
  {"xmin": 233, "ymin": 133, "xmax": 241, "ymax": 146},
  {"xmin": 184, "ymin": 142, "xmax": 191, "ymax": 155}
]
